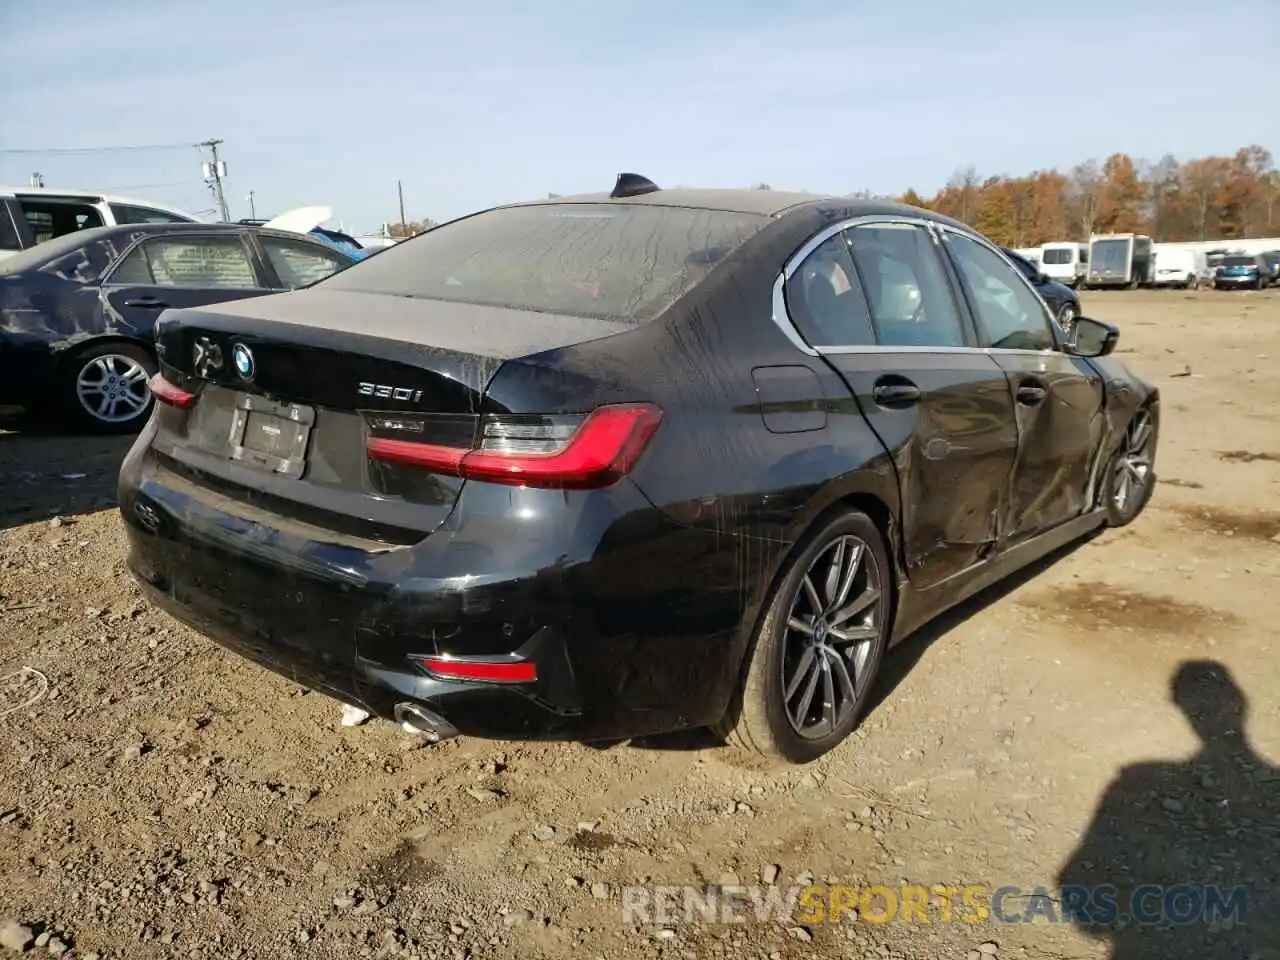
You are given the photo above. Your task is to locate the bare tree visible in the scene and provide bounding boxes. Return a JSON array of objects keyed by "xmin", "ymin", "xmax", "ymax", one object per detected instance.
[
  {"xmin": 1066, "ymin": 160, "xmax": 1102, "ymax": 238},
  {"xmin": 947, "ymin": 167, "xmax": 981, "ymax": 224}
]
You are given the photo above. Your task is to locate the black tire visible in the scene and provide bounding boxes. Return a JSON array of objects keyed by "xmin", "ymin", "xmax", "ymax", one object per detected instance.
[
  {"xmin": 59, "ymin": 341, "xmax": 158, "ymax": 435},
  {"xmin": 1100, "ymin": 405, "xmax": 1158, "ymax": 528},
  {"xmin": 714, "ymin": 508, "xmax": 892, "ymax": 765}
]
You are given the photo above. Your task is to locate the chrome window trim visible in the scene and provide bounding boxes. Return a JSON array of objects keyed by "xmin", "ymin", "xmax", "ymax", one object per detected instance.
[{"xmin": 770, "ymin": 214, "xmax": 1071, "ymax": 358}]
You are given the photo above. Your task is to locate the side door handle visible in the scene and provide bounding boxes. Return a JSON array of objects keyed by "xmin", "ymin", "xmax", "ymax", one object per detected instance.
[
  {"xmin": 1016, "ymin": 381, "xmax": 1048, "ymax": 406},
  {"xmin": 872, "ymin": 378, "xmax": 922, "ymax": 408},
  {"xmin": 123, "ymin": 297, "xmax": 169, "ymax": 309}
]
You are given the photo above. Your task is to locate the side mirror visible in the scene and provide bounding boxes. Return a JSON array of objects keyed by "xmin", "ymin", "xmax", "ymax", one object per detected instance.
[
  {"xmin": 1036, "ymin": 272, "xmax": 1051, "ymax": 285},
  {"xmin": 1068, "ymin": 316, "xmax": 1119, "ymax": 358}
]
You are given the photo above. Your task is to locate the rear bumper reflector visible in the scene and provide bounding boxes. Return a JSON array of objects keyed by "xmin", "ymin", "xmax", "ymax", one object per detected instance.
[
  {"xmin": 150, "ymin": 374, "xmax": 197, "ymax": 409},
  {"xmin": 412, "ymin": 654, "xmax": 538, "ymax": 684}
]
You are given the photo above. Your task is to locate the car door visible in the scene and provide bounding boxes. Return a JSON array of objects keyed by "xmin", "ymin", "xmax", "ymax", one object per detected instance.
[
  {"xmin": 938, "ymin": 227, "xmax": 1104, "ymax": 544},
  {"xmin": 100, "ymin": 231, "xmax": 269, "ymax": 337},
  {"xmin": 252, "ymin": 233, "xmax": 354, "ymax": 290},
  {"xmin": 784, "ymin": 219, "xmax": 1019, "ymax": 590}
]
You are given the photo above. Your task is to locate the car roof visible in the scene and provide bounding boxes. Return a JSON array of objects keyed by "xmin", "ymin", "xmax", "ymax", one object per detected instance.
[
  {"xmin": 506, "ymin": 185, "xmax": 964, "ymax": 227},
  {"xmin": 0, "ymin": 185, "xmax": 199, "ymax": 219},
  {"xmin": 42, "ymin": 221, "xmax": 335, "ymax": 244}
]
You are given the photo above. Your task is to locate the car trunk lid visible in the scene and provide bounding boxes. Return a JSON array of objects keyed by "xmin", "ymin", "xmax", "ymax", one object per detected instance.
[{"xmin": 149, "ymin": 289, "xmax": 632, "ymax": 543}]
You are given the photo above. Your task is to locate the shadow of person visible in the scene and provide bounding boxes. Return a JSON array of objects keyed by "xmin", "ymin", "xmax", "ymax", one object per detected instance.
[{"xmin": 1055, "ymin": 660, "xmax": 1279, "ymax": 959}]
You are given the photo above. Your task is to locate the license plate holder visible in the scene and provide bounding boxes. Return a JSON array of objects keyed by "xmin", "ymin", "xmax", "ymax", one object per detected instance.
[{"xmin": 228, "ymin": 394, "xmax": 315, "ymax": 480}]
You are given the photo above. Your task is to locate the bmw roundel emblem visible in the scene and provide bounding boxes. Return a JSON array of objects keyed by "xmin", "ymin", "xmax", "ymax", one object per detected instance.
[{"xmin": 231, "ymin": 342, "xmax": 255, "ymax": 381}]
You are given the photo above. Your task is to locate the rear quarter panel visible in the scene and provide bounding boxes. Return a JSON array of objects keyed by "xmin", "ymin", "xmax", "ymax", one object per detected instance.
[{"xmin": 485, "ymin": 206, "xmax": 902, "ymax": 712}]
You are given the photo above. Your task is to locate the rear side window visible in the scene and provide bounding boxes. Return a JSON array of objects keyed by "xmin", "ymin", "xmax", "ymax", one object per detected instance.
[
  {"xmin": 320, "ymin": 203, "xmax": 769, "ymax": 322},
  {"xmin": 109, "ymin": 203, "xmax": 196, "ymax": 225},
  {"xmin": 786, "ymin": 234, "xmax": 876, "ymax": 346},
  {"xmin": 111, "ymin": 235, "xmax": 259, "ymax": 288},
  {"xmin": 260, "ymin": 235, "xmax": 351, "ymax": 288},
  {"xmin": 1042, "ymin": 248, "xmax": 1071, "ymax": 265},
  {"xmin": 18, "ymin": 200, "xmax": 104, "ymax": 243},
  {"xmin": 844, "ymin": 224, "xmax": 966, "ymax": 348}
]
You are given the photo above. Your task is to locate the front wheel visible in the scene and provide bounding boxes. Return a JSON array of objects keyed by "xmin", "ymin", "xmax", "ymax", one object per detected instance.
[
  {"xmin": 61, "ymin": 342, "xmax": 157, "ymax": 434},
  {"xmin": 1101, "ymin": 406, "xmax": 1157, "ymax": 527},
  {"xmin": 714, "ymin": 509, "xmax": 892, "ymax": 765},
  {"xmin": 1057, "ymin": 301, "xmax": 1077, "ymax": 335}
]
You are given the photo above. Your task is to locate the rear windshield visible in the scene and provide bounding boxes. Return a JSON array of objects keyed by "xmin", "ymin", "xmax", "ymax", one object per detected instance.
[
  {"xmin": 1221, "ymin": 256, "xmax": 1254, "ymax": 267},
  {"xmin": 319, "ymin": 202, "xmax": 770, "ymax": 322},
  {"xmin": 1042, "ymin": 248, "xmax": 1073, "ymax": 265}
]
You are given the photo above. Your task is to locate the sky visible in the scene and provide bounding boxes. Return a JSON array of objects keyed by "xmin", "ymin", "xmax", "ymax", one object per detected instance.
[{"xmin": 1, "ymin": 0, "xmax": 1276, "ymax": 234}]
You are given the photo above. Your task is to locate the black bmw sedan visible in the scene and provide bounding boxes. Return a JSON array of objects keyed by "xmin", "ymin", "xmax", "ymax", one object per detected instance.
[{"xmin": 118, "ymin": 176, "xmax": 1160, "ymax": 764}]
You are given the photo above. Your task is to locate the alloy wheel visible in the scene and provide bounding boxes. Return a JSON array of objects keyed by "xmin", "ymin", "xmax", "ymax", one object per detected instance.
[
  {"xmin": 76, "ymin": 353, "xmax": 152, "ymax": 424},
  {"xmin": 1112, "ymin": 408, "xmax": 1154, "ymax": 515},
  {"xmin": 780, "ymin": 534, "xmax": 883, "ymax": 740},
  {"xmin": 1057, "ymin": 303, "xmax": 1077, "ymax": 332}
]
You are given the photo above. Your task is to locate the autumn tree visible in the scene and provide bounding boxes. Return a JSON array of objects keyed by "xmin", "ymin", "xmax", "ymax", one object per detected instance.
[
  {"xmin": 901, "ymin": 188, "xmax": 927, "ymax": 209},
  {"xmin": 1094, "ymin": 154, "xmax": 1145, "ymax": 233},
  {"xmin": 388, "ymin": 218, "xmax": 436, "ymax": 238},
  {"xmin": 1179, "ymin": 157, "xmax": 1231, "ymax": 240},
  {"xmin": 896, "ymin": 144, "xmax": 1277, "ymax": 243}
]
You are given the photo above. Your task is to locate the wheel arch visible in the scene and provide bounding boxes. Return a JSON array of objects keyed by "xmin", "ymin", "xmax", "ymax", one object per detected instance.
[
  {"xmin": 52, "ymin": 332, "xmax": 157, "ymax": 376},
  {"xmin": 721, "ymin": 474, "xmax": 905, "ymax": 709}
]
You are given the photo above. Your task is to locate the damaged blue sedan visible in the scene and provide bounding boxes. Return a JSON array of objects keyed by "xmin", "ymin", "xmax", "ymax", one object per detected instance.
[{"xmin": 0, "ymin": 222, "xmax": 356, "ymax": 432}]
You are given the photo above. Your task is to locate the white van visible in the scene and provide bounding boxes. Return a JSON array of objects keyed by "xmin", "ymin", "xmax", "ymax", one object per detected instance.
[
  {"xmin": 1151, "ymin": 246, "xmax": 1209, "ymax": 289},
  {"xmin": 0, "ymin": 186, "xmax": 200, "ymax": 261},
  {"xmin": 1039, "ymin": 241, "xmax": 1088, "ymax": 287}
]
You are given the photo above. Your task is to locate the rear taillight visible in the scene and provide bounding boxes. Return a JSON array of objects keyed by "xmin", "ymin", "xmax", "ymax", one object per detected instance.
[
  {"xmin": 149, "ymin": 374, "xmax": 196, "ymax": 409},
  {"xmin": 412, "ymin": 654, "xmax": 537, "ymax": 684},
  {"xmin": 366, "ymin": 402, "xmax": 662, "ymax": 490}
]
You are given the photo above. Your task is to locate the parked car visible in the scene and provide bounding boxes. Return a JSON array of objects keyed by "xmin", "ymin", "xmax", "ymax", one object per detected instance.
[
  {"xmin": 0, "ymin": 186, "xmax": 200, "ymax": 261},
  {"xmin": 1214, "ymin": 254, "xmax": 1270, "ymax": 290},
  {"xmin": 1261, "ymin": 251, "xmax": 1280, "ymax": 286},
  {"xmin": 1151, "ymin": 247, "xmax": 1210, "ymax": 289},
  {"xmin": 0, "ymin": 222, "xmax": 357, "ymax": 433},
  {"xmin": 1039, "ymin": 241, "xmax": 1088, "ymax": 288},
  {"xmin": 1002, "ymin": 246, "xmax": 1081, "ymax": 330},
  {"xmin": 238, "ymin": 218, "xmax": 371, "ymax": 260},
  {"xmin": 119, "ymin": 177, "xmax": 1159, "ymax": 765}
]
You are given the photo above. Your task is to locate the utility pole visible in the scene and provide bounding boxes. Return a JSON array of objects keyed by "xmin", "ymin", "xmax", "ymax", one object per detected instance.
[
  {"xmin": 199, "ymin": 139, "xmax": 231, "ymax": 221},
  {"xmin": 397, "ymin": 180, "xmax": 406, "ymax": 232},
  {"xmin": 246, "ymin": 190, "xmax": 256, "ymax": 219}
]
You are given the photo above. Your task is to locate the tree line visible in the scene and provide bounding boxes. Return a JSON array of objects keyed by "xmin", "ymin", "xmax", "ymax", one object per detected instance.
[
  {"xmin": 397, "ymin": 145, "xmax": 1278, "ymax": 249},
  {"xmin": 898, "ymin": 144, "xmax": 1278, "ymax": 248}
]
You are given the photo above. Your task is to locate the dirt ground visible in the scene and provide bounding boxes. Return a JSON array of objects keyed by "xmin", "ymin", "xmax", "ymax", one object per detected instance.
[{"xmin": 2, "ymin": 290, "xmax": 1278, "ymax": 960}]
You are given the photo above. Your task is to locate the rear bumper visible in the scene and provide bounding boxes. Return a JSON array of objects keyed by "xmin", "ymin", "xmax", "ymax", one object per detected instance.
[
  {"xmin": 131, "ymin": 576, "xmax": 586, "ymax": 739},
  {"xmin": 1215, "ymin": 275, "xmax": 1262, "ymax": 287},
  {"xmin": 118, "ymin": 425, "xmax": 743, "ymax": 742}
]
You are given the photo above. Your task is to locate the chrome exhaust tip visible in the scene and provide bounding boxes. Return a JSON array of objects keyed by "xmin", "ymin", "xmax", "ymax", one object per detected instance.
[{"xmin": 394, "ymin": 702, "xmax": 459, "ymax": 743}]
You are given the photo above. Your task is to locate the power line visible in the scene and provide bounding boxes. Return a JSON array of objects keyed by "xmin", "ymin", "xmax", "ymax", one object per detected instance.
[
  {"xmin": 99, "ymin": 180, "xmax": 202, "ymax": 192},
  {"xmin": 0, "ymin": 142, "xmax": 199, "ymax": 156}
]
